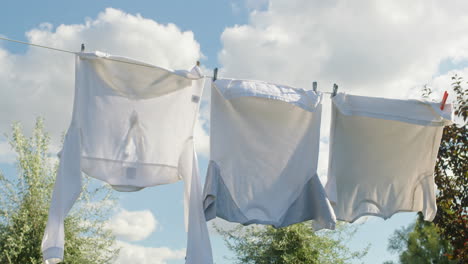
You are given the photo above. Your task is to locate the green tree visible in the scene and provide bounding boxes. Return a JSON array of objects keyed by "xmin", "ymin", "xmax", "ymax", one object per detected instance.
[
  {"xmin": 432, "ymin": 75, "xmax": 468, "ymax": 262},
  {"xmin": 216, "ymin": 221, "xmax": 368, "ymax": 264},
  {"xmin": 385, "ymin": 212, "xmax": 454, "ymax": 264},
  {"xmin": 0, "ymin": 118, "xmax": 117, "ymax": 263}
]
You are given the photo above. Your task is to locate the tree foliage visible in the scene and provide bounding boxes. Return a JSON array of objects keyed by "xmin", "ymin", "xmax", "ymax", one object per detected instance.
[
  {"xmin": 432, "ymin": 75, "xmax": 468, "ymax": 262},
  {"xmin": 216, "ymin": 221, "xmax": 368, "ymax": 264},
  {"xmin": 385, "ymin": 212, "xmax": 455, "ymax": 264},
  {"xmin": 0, "ymin": 118, "xmax": 117, "ymax": 263}
]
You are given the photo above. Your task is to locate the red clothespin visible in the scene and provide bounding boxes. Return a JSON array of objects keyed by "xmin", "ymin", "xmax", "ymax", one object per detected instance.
[{"xmin": 440, "ymin": 91, "xmax": 448, "ymax": 110}]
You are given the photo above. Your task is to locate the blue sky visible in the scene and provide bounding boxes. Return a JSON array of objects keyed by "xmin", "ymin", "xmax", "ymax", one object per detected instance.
[
  {"xmin": 0, "ymin": 0, "xmax": 248, "ymax": 69},
  {"xmin": 1, "ymin": 1, "xmax": 468, "ymax": 263}
]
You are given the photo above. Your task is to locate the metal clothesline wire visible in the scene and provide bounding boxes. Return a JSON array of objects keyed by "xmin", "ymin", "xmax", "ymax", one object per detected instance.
[
  {"xmin": 0, "ymin": 36, "xmax": 336, "ymax": 94},
  {"xmin": 0, "ymin": 37, "xmax": 199, "ymax": 73},
  {"xmin": 0, "ymin": 37, "xmax": 201, "ymax": 71},
  {"xmin": 0, "ymin": 36, "xmax": 76, "ymax": 54}
]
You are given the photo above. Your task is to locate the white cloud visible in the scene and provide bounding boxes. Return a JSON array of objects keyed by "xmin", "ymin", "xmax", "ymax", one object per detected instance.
[
  {"xmin": 428, "ymin": 67, "xmax": 468, "ymax": 126},
  {"xmin": 428, "ymin": 67, "xmax": 468, "ymax": 96},
  {"xmin": 220, "ymin": 0, "xmax": 468, "ymax": 100},
  {"xmin": 106, "ymin": 209, "xmax": 158, "ymax": 241},
  {"xmin": 113, "ymin": 241, "xmax": 185, "ymax": 264},
  {"xmin": 220, "ymin": 0, "xmax": 468, "ymax": 188},
  {"xmin": 244, "ymin": 0, "xmax": 269, "ymax": 11},
  {"xmin": 0, "ymin": 7, "xmax": 210, "ymax": 156}
]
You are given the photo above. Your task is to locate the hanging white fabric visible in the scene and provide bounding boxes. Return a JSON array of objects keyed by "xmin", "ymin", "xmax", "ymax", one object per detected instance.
[
  {"xmin": 325, "ymin": 93, "xmax": 452, "ymax": 223},
  {"xmin": 203, "ymin": 78, "xmax": 336, "ymax": 230},
  {"xmin": 41, "ymin": 52, "xmax": 212, "ymax": 264}
]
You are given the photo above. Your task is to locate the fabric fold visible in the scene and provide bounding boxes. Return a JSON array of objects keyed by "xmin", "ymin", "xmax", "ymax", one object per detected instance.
[
  {"xmin": 181, "ymin": 142, "xmax": 213, "ymax": 263},
  {"xmin": 332, "ymin": 93, "xmax": 452, "ymax": 126},
  {"xmin": 213, "ymin": 78, "xmax": 322, "ymax": 112},
  {"xmin": 41, "ymin": 127, "xmax": 82, "ymax": 264}
]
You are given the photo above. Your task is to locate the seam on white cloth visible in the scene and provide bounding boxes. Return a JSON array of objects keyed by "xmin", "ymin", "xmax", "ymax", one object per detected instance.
[
  {"xmin": 214, "ymin": 80, "xmax": 321, "ymax": 112},
  {"xmin": 78, "ymin": 52, "xmax": 203, "ymax": 80},
  {"xmin": 333, "ymin": 93, "xmax": 451, "ymax": 126},
  {"xmin": 336, "ymin": 209, "xmax": 424, "ymax": 223},
  {"xmin": 225, "ymin": 92, "xmax": 320, "ymax": 113},
  {"xmin": 81, "ymin": 156, "xmax": 178, "ymax": 168}
]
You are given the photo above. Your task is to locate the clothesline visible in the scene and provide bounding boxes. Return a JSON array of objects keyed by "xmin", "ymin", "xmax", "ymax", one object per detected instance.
[
  {"xmin": 2, "ymin": 36, "xmax": 451, "ymax": 264},
  {"xmin": 0, "ymin": 37, "xmax": 195, "ymax": 72},
  {"xmin": 0, "ymin": 36, "xmax": 77, "ymax": 54},
  {"xmin": 0, "ymin": 36, "xmax": 337, "ymax": 95}
]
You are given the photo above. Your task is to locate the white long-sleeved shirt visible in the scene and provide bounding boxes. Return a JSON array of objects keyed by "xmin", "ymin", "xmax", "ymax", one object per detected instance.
[
  {"xmin": 41, "ymin": 52, "xmax": 212, "ymax": 264},
  {"xmin": 203, "ymin": 78, "xmax": 336, "ymax": 230},
  {"xmin": 325, "ymin": 93, "xmax": 452, "ymax": 222}
]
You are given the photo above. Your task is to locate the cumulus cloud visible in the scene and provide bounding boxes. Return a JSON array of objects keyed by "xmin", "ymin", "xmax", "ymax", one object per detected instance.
[
  {"xmin": 219, "ymin": 0, "xmax": 468, "ymax": 186},
  {"xmin": 113, "ymin": 241, "xmax": 185, "ymax": 264},
  {"xmin": 220, "ymin": 0, "xmax": 468, "ymax": 99},
  {"xmin": 106, "ymin": 209, "xmax": 158, "ymax": 241},
  {"xmin": 0, "ymin": 8, "xmax": 210, "ymax": 157},
  {"xmin": 427, "ymin": 67, "xmax": 468, "ymax": 126},
  {"xmin": 425, "ymin": 67, "xmax": 468, "ymax": 97}
]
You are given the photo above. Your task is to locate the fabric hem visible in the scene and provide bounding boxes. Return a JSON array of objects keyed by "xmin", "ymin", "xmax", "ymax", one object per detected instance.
[
  {"xmin": 43, "ymin": 247, "xmax": 63, "ymax": 264},
  {"xmin": 81, "ymin": 156, "xmax": 181, "ymax": 191},
  {"xmin": 216, "ymin": 164, "xmax": 318, "ymax": 227},
  {"xmin": 213, "ymin": 81, "xmax": 322, "ymax": 112},
  {"xmin": 332, "ymin": 93, "xmax": 451, "ymax": 126},
  {"xmin": 226, "ymin": 92, "xmax": 321, "ymax": 113},
  {"xmin": 77, "ymin": 52, "xmax": 203, "ymax": 80},
  {"xmin": 340, "ymin": 173, "xmax": 436, "ymax": 223},
  {"xmin": 337, "ymin": 209, "xmax": 434, "ymax": 223},
  {"xmin": 103, "ymin": 176, "xmax": 181, "ymax": 191},
  {"xmin": 204, "ymin": 162, "xmax": 335, "ymax": 229}
]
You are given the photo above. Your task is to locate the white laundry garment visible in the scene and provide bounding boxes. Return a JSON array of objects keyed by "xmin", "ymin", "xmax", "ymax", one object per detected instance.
[
  {"xmin": 326, "ymin": 93, "xmax": 452, "ymax": 223},
  {"xmin": 203, "ymin": 78, "xmax": 336, "ymax": 230},
  {"xmin": 41, "ymin": 52, "xmax": 212, "ymax": 264}
]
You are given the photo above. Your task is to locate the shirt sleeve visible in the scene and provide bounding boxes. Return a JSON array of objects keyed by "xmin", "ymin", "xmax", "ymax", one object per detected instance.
[
  {"xmin": 41, "ymin": 127, "xmax": 83, "ymax": 263},
  {"xmin": 180, "ymin": 141, "xmax": 213, "ymax": 264}
]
